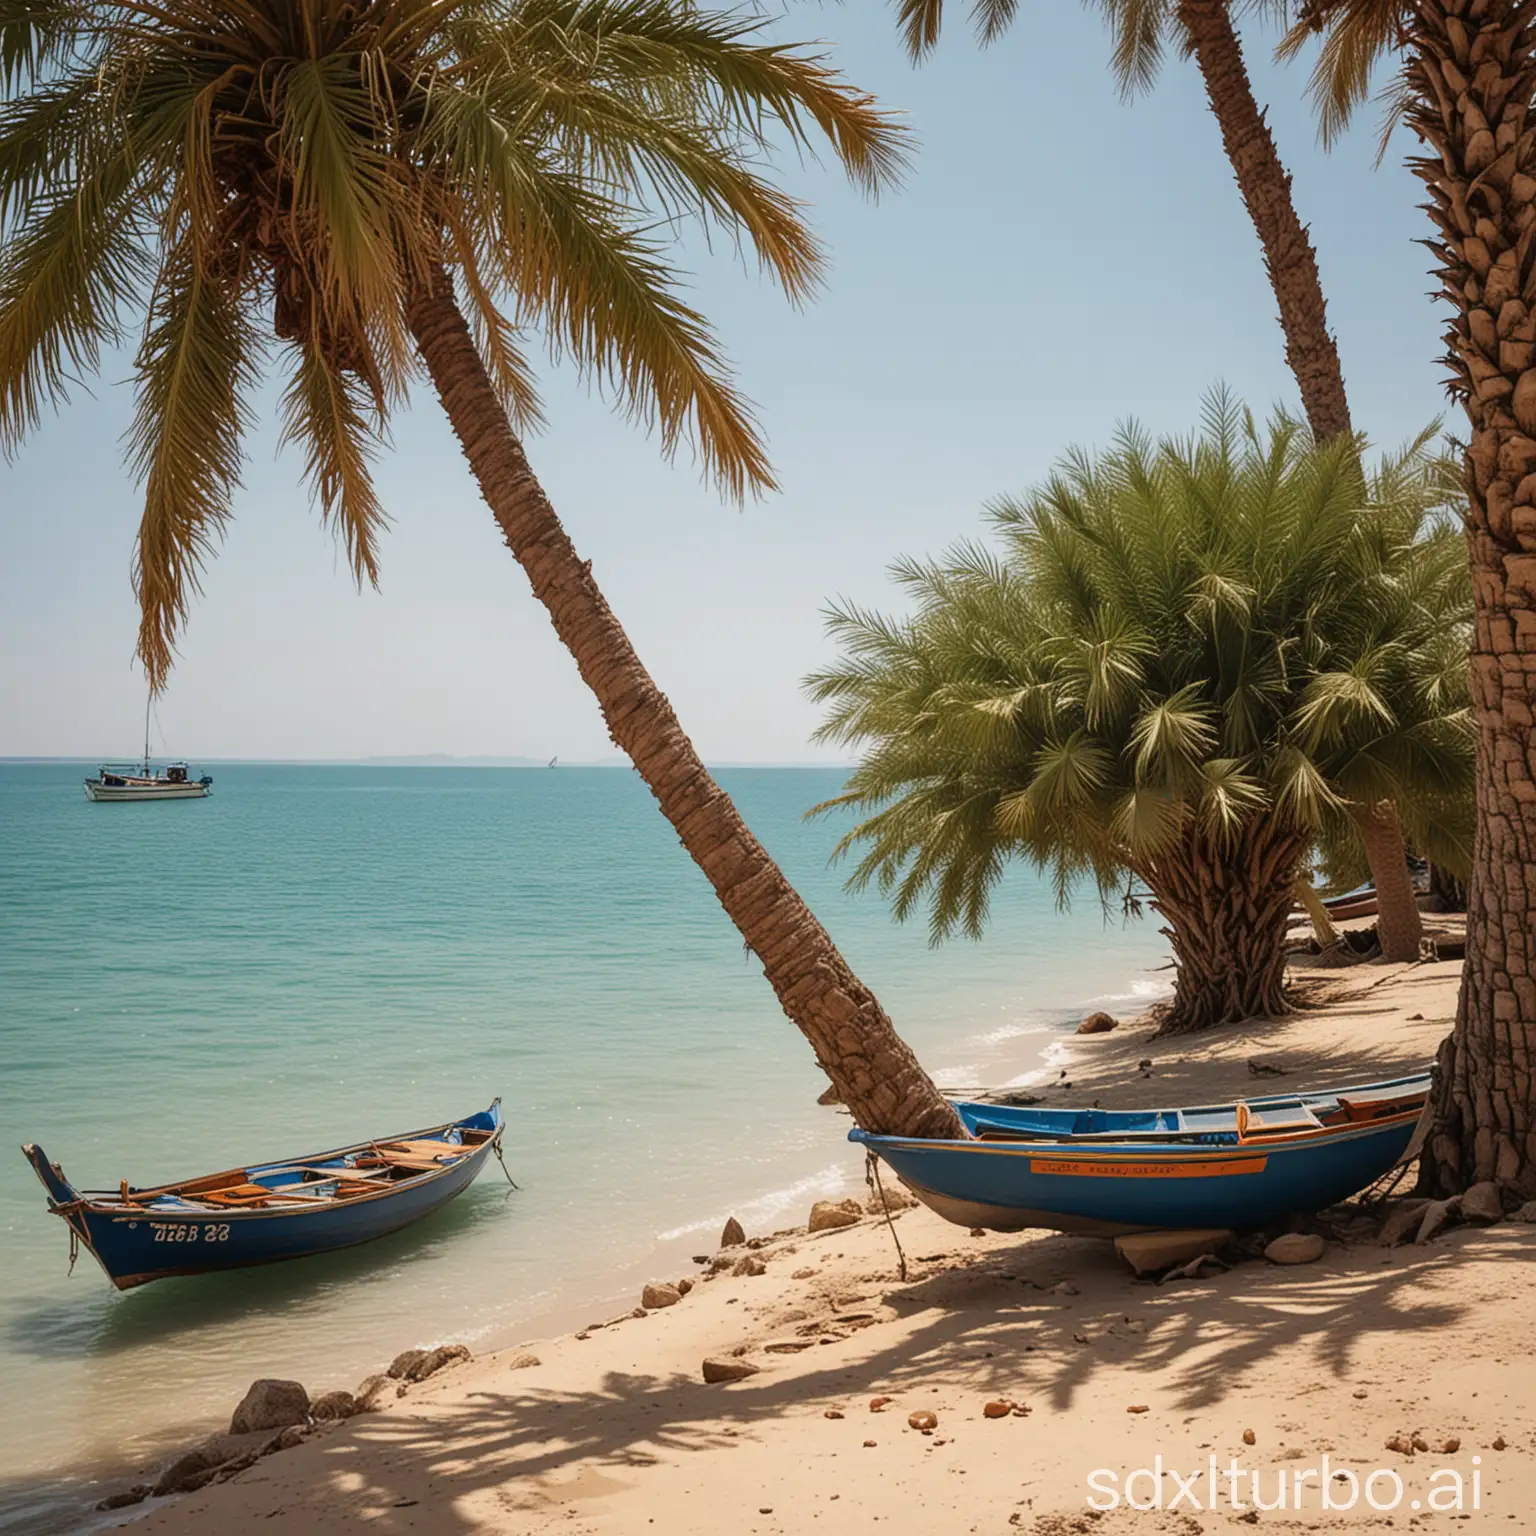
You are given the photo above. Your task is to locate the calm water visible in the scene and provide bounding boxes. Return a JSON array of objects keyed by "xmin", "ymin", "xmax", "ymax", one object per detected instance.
[{"xmin": 0, "ymin": 764, "xmax": 1166, "ymax": 1531}]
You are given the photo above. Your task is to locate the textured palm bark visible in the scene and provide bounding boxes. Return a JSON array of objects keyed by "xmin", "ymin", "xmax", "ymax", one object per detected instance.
[
  {"xmin": 1177, "ymin": 0, "xmax": 1353, "ymax": 443},
  {"xmin": 405, "ymin": 269, "xmax": 961, "ymax": 1139},
  {"xmin": 1403, "ymin": 0, "xmax": 1536, "ymax": 1197},
  {"xmin": 1355, "ymin": 801, "xmax": 1424, "ymax": 962},
  {"xmin": 1144, "ymin": 820, "xmax": 1308, "ymax": 1035}
]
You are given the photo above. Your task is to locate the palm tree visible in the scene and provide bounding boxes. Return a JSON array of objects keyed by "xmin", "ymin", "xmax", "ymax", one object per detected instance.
[
  {"xmin": 893, "ymin": 0, "xmax": 1430, "ymax": 960},
  {"xmin": 0, "ymin": 0, "xmax": 961, "ymax": 1138},
  {"xmin": 1286, "ymin": 0, "xmax": 1536, "ymax": 1197},
  {"xmin": 807, "ymin": 394, "xmax": 1473, "ymax": 1035}
]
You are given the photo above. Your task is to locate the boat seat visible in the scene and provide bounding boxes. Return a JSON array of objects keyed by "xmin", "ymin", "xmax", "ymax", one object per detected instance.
[{"xmin": 377, "ymin": 1140, "xmax": 465, "ymax": 1159}]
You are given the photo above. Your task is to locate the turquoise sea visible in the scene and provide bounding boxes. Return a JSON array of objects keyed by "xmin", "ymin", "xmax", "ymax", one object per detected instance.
[{"xmin": 0, "ymin": 764, "xmax": 1168, "ymax": 1532}]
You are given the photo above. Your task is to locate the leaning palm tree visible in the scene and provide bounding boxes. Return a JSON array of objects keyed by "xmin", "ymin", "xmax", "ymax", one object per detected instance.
[
  {"xmin": 1283, "ymin": 0, "xmax": 1536, "ymax": 1197},
  {"xmin": 808, "ymin": 394, "xmax": 1472, "ymax": 1035},
  {"xmin": 0, "ymin": 0, "xmax": 961, "ymax": 1138},
  {"xmin": 892, "ymin": 0, "xmax": 1431, "ymax": 961}
]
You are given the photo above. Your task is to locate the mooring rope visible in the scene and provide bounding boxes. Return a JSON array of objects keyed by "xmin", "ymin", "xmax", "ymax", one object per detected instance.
[
  {"xmin": 492, "ymin": 1140, "xmax": 519, "ymax": 1189},
  {"xmin": 864, "ymin": 1149, "xmax": 907, "ymax": 1282}
]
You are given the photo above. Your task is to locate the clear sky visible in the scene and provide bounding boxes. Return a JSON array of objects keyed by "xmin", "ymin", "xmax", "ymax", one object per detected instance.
[{"xmin": 0, "ymin": 7, "xmax": 1443, "ymax": 764}]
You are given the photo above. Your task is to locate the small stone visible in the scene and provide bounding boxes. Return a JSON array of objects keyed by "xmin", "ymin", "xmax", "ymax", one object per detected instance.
[
  {"xmin": 1050, "ymin": 1281, "xmax": 1079, "ymax": 1296},
  {"xmin": 1242, "ymin": 1429, "xmax": 1256, "ymax": 1446},
  {"xmin": 676, "ymin": 1278, "xmax": 694, "ymax": 1296},
  {"xmin": 1493, "ymin": 1436, "xmax": 1508, "ymax": 1450},
  {"xmin": 733, "ymin": 1255, "xmax": 767, "ymax": 1277},
  {"xmin": 1264, "ymin": 1233, "xmax": 1325, "ymax": 1265},
  {"xmin": 387, "ymin": 1349, "xmax": 426, "ymax": 1380},
  {"xmin": 1462, "ymin": 1181, "xmax": 1504, "ymax": 1225},
  {"xmin": 354, "ymin": 1373, "xmax": 392, "ymax": 1411},
  {"xmin": 1378, "ymin": 1200, "xmax": 1434, "ymax": 1246},
  {"xmin": 969, "ymin": 1227, "xmax": 987, "ymax": 1238},
  {"xmin": 983, "ymin": 1400, "xmax": 1012, "ymax": 1419},
  {"xmin": 1416, "ymin": 1197, "xmax": 1463, "ymax": 1244},
  {"xmin": 1411, "ymin": 1434, "xmax": 1430, "ymax": 1453},
  {"xmin": 870, "ymin": 1396, "xmax": 892, "ymax": 1412},
  {"xmin": 1114, "ymin": 1230, "xmax": 1234, "ymax": 1276},
  {"xmin": 1441, "ymin": 1437, "xmax": 1461, "ymax": 1454},
  {"xmin": 229, "ymin": 1379, "xmax": 310, "ymax": 1435},
  {"xmin": 1076, "ymin": 1011, "xmax": 1117, "ymax": 1034},
  {"xmin": 642, "ymin": 1282, "xmax": 681, "ymax": 1309},
  {"xmin": 807, "ymin": 1199, "xmax": 862, "ymax": 1233},
  {"xmin": 1138, "ymin": 1059, "xmax": 1153, "ymax": 1070},
  {"xmin": 1126, "ymin": 1405, "xmax": 1149, "ymax": 1415},
  {"xmin": 720, "ymin": 1217, "xmax": 746, "ymax": 1248},
  {"xmin": 404, "ymin": 1344, "xmax": 470, "ymax": 1382},
  {"xmin": 908, "ymin": 1410, "xmax": 938, "ymax": 1431},
  {"xmin": 792, "ymin": 1267, "xmax": 818, "ymax": 1280},
  {"xmin": 1511, "ymin": 1201, "xmax": 1536, "ymax": 1223},
  {"xmin": 692, "ymin": 1254, "xmax": 710, "ymax": 1264},
  {"xmin": 309, "ymin": 1390, "xmax": 358, "ymax": 1422},
  {"xmin": 1385, "ymin": 1433, "xmax": 1416, "ymax": 1456},
  {"xmin": 824, "ymin": 1409, "xmax": 845, "ymax": 1419},
  {"xmin": 96, "ymin": 1486, "xmax": 150, "ymax": 1511},
  {"xmin": 702, "ymin": 1356, "xmax": 760, "ymax": 1384},
  {"xmin": 863, "ymin": 1439, "xmax": 878, "ymax": 1447},
  {"xmin": 507, "ymin": 1353, "xmax": 541, "ymax": 1370},
  {"xmin": 865, "ymin": 1185, "xmax": 918, "ymax": 1215},
  {"xmin": 1353, "ymin": 1390, "xmax": 1368, "ymax": 1400}
]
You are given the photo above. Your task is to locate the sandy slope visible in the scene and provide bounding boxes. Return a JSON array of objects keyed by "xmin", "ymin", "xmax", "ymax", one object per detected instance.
[{"xmin": 118, "ymin": 956, "xmax": 1536, "ymax": 1534}]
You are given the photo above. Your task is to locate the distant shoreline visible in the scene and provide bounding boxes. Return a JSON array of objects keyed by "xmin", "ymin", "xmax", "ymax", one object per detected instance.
[{"xmin": 0, "ymin": 757, "xmax": 856, "ymax": 769}]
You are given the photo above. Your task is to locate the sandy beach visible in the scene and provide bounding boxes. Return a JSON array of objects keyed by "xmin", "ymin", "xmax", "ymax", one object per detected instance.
[{"xmin": 87, "ymin": 947, "xmax": 1534, "ymax": 1534}]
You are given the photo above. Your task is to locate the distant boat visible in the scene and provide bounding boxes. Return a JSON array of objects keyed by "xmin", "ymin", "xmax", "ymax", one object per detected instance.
[
  {"xmin": 21, "ymin": 1101, "xmax": 505, "ymax": 1289},
  {"xmin": 548, "ymin": 756, "xmax": 558, "ymax": 768},
  {"xmin": 82, "ymin": 694, "xmax": 212, "ymax": 801},
  {"xmin": 850, "ymin": 1073, "xmax": 1429, "ymax": 1235}
]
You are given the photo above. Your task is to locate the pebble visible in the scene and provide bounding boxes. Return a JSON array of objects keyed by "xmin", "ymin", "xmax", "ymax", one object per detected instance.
[
  {"xmin": 983, "ymin": 1401, "xmax": 1012, "ymax": 1419},
  {"xmin": 791, "ymin": 1268, "xmax": 818, "ymax": 1280},
  {"xmin": 1242, "ymin": 1429, "xmax": 1256, "ymax": 1446},
  {"xmin": 870, "ymin": 1396, "xmax": 892, "ymax": 1412},
  {"xmin": 507, "ymin": 1353, "xmax": 541, "ymax": 1370},
  {"xmin": 908, "ymin": 1411, "xmax": 938, "ymax": 1432},
  {"xmin": 824, "ymin": 1409, "xmax": 845, "ymax": 1420},
  {"xmin": 1263, "ymin": 1233, "xmax": 1325, "ymax": 1265},
  {"xmin": 1441, "ymin": 1437, "xmax": 1461, "ymax": 1453},
  {"xmin": 701, "ymin": 1356, "xmax": 760, "ymax": 1384},
  {"xmin": 1127, "ymin": 1405, "xmax": 1149, "ymax": 1415},
  {"xmin": 733, "ymin": 1255, "xmax": 768, "ymax": 1277},
  {"xmin": 720, "ymin": 1217, "xmax": 746, "ymax": 1248},
  {"xmin": 1493, "ymin": 1436, "xmax": 1508, "ymax": 1451},
  {"xmin": 863, "ymin": 1439, "xmax": 878, "ymax": 1448},
  {"xmin": 807, "ymin": 1199, "xmax": 862, "ymax": 1233},
  {"xmin": 642, "ymin": 1282, "xmax": 681, "ymax": 1309}
]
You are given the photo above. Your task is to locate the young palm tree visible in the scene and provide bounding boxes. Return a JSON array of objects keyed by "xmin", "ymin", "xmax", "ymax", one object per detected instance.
[
  {"xmin": 807, "ymin": 394, "xmax": 1472, "ymax": 1035},
  {"xmin": 0, "ymin": 0, "xmax": 961, "ymax": 1137},
  {"xmin": 893, "ymin": 0, "xmax": 1431, "ymax": 960},
  {"xmin": 1283, "ymin": 0, "xmax": 1536, "ymax": 1197}
]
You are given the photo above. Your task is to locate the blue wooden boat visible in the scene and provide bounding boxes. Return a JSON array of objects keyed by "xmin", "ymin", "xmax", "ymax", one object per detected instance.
[
  {"xmin": 21, "ymin": 1101, "xmax": 505, "ymax": 1289},
  {"xmin": 850, "ymin": 1074, "xmax": 1428, "ymax": 1235}
]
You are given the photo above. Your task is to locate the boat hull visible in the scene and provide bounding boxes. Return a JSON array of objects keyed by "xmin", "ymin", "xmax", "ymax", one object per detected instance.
[
  {"xmin": 23, "ymin": 1104, "xmax": 502, "ymax": 1289},
  {"xmin": 853, "ymin": 1093, "xmax": 1422, "ymax": 1235},
  {"xmin": 83, "ymin": 780, "xmax": 211, "ymax": 801}
]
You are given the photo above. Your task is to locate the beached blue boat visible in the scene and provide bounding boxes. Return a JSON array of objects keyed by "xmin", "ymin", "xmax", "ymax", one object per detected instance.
[
  {"xmin": 850, "ymin": 1074, "xmax": 1428, "ymax": 1235},
  {"xmin": 21, "ymin": 1102, "xmax": 505, "ymax": 1289}
]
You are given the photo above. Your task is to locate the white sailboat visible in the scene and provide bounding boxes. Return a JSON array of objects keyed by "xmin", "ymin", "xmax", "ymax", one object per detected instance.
[{"xmin": 82, "ymin": 698, "xmax": 213, "ymax": 802}]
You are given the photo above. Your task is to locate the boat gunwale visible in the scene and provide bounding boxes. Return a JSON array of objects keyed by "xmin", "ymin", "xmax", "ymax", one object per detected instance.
[
  {"xmin": 853, "ymin": 1101, "xmax": 1425, "ymax": 1159},
  {"xmin": 54, "ymin": 1104, "xmax": 503, "ymax": 1222}
]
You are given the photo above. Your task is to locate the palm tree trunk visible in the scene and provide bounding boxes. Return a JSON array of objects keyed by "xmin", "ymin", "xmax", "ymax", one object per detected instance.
[
  {"xmin": 404, "ymin": 266, "xmax": 961, "ymax": 1139},
  {"xmin": 1402, "ymin": 0, "xmax": 1536, "ymax": 1198},
  {"xmin": 1354, "ymin": 801, "xmax": 1424, "ymax": 962},
  {"xmin": 1176, "ymin": 0, "xmax": 1352, "ymax": 443},
  {"xmin": 1145, "ymin": 819, "xmax": 1308, "ymax": 1035}
]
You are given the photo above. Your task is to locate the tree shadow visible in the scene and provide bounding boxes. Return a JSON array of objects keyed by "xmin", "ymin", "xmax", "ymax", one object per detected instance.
[{"xmin": 152, "ymin": 1224, "xmax": 1529, "ymax": 1532}]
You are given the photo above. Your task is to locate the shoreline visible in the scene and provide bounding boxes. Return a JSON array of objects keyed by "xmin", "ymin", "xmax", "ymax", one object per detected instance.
[
  {"xmin": 74, "ymin": 946, "xmax": 1536, "ymax": 1536},
  {"xmin": 8, "ymin": 964, "xmax": 1166, "ymax": 1535}
]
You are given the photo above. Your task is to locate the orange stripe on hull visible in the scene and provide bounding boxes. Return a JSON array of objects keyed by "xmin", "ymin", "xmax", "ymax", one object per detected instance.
[{"xmin": 1027, "ymin": 1156, "xmax": 1269, "ymax": 1180}]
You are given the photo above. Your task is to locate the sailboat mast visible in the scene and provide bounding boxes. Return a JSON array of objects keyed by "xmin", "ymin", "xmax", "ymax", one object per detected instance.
[{"xmin": 143, "ymin": 693, "xmax": 151, "ymax": 776}]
